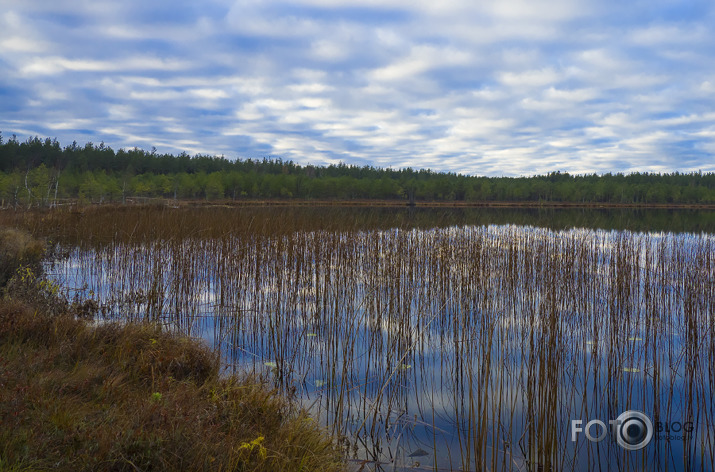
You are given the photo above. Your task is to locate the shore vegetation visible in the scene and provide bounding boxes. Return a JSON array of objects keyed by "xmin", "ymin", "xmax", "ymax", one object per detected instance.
[{"xmin": 0, "ymin": 227, "xmax": 344, "ymax": 472}]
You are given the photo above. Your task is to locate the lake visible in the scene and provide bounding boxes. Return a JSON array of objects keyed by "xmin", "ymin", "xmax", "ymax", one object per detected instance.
[{"xmin": 10, "ymin": 205, "xmax": 713, "ymax": 471}]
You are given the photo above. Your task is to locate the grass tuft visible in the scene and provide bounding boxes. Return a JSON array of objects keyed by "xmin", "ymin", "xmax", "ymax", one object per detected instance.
[
  {"xmin": 0, "ymin": 227, "xmax": 45, "ymax": 289},
  {"xmin": 0, "ymin": 301, "xmax": 344, "ymax": 471},
  {"xmin": 0, "ymin": 228, "xmax": 344, "ymax": 472}
]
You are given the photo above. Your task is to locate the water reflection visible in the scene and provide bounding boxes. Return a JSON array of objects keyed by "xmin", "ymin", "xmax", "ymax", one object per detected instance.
[
  {"xmin": 46, "ymin": 221, "xmax": 714, "ymax": 471},
  {"xmin": 4, "ymin": 206, "xmax": 715, "ymax": 245}
]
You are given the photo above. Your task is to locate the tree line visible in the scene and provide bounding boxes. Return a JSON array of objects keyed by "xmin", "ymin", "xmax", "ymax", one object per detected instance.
[{"xmin": 1, "ymin": 134, "xmax": 714, "ymax": 207}]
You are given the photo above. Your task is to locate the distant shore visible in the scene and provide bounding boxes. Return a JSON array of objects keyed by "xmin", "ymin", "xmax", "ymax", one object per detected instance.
[{"xmin": 3, "ymin": 198, "xmax": 715, "ymax": 211}]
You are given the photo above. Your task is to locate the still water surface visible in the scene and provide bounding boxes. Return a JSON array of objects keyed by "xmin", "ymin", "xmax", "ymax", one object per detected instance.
[{"xmin": 36, "ymin": 207, "xmax": 714, "ymax": 471}]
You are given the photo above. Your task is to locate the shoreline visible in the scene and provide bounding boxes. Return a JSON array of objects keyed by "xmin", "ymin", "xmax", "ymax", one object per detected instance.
[
  {"xmin": 2, "ymin": 198, "xmax": 715, "ymax": 211},
  {"xmin": 0, "ymin": 226, "xmax": 345, "ymax": 472}
]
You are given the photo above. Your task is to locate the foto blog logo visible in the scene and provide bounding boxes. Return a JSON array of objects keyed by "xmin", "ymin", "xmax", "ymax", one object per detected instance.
[{"xmin": 571, "ymin": 410, "xmax": 654, "ymax": 451}]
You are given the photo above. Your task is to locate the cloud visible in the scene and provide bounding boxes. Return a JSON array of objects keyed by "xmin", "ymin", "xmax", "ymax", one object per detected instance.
[
  {"xmin": 19, "ymin": 56, "xmax": 191, "ymax": 76},
  {"xmin": 629, "ymin": 23, "xmax": 708, "ymax": 45},
  {"xmin": 370, "ymin": 45, "xmax": 473, "ymax": 82},
  {"xmin": 0, "ymin": 0, "xmax": 714, "ymax": 175}
]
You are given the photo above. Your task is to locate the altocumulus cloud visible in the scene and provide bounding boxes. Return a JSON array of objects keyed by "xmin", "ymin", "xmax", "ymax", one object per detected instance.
[{"xmin": 1, "ymin": 0, "xmax": 714, "ymax": 176}]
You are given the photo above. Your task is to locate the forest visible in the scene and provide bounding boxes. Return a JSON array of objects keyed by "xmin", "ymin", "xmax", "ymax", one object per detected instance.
[{"xmin": 1, "ymin": 134, "xmax": 714, "ymax": 206}]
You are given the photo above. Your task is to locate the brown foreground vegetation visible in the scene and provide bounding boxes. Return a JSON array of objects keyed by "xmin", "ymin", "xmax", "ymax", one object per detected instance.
[{"xmin": 0, "ymin": 227, "xmax": 344, "ymax": 472}]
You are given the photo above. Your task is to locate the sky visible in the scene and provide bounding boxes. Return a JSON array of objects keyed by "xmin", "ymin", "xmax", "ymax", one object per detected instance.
[{"xmin": 1, "ymin": 0, "xmax": 714, "ymax": 176}]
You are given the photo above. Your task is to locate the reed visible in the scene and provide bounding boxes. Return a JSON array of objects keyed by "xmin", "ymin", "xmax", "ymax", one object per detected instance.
[
  {"xmin": 0, "ymin": 229, "xmax": 344, "ymax": 472},
  {"xmin": 5, "ymin": 206, "xmax": 713, "ymax": 471}
]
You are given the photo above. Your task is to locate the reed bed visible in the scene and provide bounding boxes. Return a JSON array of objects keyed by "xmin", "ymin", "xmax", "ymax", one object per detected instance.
[{"xmin": 20, "ymin": 207, "xmax": 715, "ymax": 471}]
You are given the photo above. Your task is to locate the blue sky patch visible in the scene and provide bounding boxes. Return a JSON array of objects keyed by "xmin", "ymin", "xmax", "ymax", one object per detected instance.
[{"xmin": 0, "ymin": 0, "xmax": 713, "ymax": 176}]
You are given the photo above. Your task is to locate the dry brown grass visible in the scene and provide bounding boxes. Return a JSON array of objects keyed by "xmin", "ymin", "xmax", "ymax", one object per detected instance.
[
  {"xmin": 0, "ymin": 298, "xmax": 344, "ymax": 472},
  {"xmin": 0, "ymin": 227, "xmax": 44, "ymax": 288},
  {"xmin": 0, "ymin": 229, "xmax": 344, "ymax": 472}
]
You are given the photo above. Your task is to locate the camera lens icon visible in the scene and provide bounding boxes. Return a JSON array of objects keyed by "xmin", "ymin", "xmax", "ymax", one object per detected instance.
[{"xmin": 615, "ymin": 410, "xmax": 653, "ymax": 450}]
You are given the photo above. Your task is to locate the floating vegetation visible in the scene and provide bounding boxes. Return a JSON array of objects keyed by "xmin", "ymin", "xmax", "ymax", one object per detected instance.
[{"xmin": 408, "ymin": 448, "xmax": 429, "ymax": 457}]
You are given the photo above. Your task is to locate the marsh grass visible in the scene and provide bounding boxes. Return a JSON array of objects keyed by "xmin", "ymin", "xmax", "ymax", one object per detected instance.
[
  {"xmin": 0, "ymin": 226, "xmax": 44, "ymax": 288},
  {"xmin": 0, "ymin": 230, "xmax": 344, "ymax": 472},
  {"xmin": 4, "ymin": 207, "xmax": 714, "ymax": 471},
  {"xmin": 0, "ymin": 299, "xmax": 344, "ymax": 472}
]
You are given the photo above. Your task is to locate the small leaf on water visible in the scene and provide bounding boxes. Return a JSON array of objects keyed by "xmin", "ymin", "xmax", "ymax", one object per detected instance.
[
  {"xmin": 408, "ymin": 448, "xmax": 429, "ymax": 457},
  {"xmin": 623, "ymin": 367, "xmax": 640, "ymax": 373},
  {"xmin": 264, "ymin": 361, "xmax": 277, "ymax": 368},
  {"xmin": 628, "ymin": 337, "xmax": 643, "ymax": 341},
  {"xmin": 314, "ymin": 380, "xmax": 325, "ymax": 387},
  {"xmin": 306, "ymin": 333, "xmax": 317, "ymax": 337},
  {"xmin": 586, "ymin": 340, "xmax": 595, "ymax": 345},
  {"xmin": 399, "ymin": 364, "xmax": 411, "ymax": 370}
]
